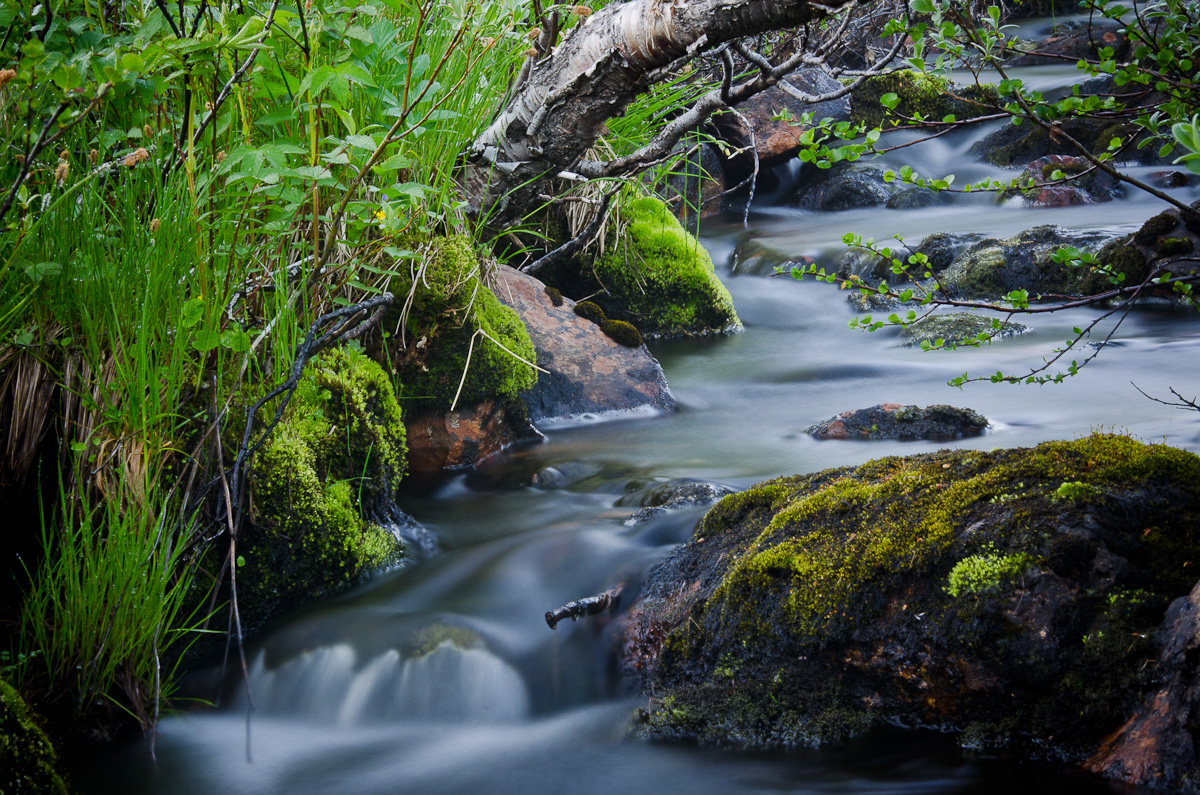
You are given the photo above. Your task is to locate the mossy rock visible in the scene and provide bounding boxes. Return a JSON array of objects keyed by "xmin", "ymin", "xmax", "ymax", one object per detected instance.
[
  {"xmin": 242, "ymin": 347, "xmax": 409, "ymax": 625},
  {"xmin": 1, "ymin": 679, "xmax": 69, "ymax": 794},
  {"xmin": 540, "ymin": 196, "xmax": 740, "ymax": 339},
  {"xmin": 934, "ymin": 225, "xmax": 1121, "ymax": 299},
  {"xmin": 849, "ymin": 71, "xmax": 999, "ymax": 131},
  {"xmin": 1074, "ymin": 240, "xmax": 1150, "ymax": 295},
  {"xmin": 382, "ymin": 235, "xmax": 537, "ymax": 409},
  {"xmin": 626, "ymin": 434, "xmax": 1200, "ymax": 773},
  {"xmin": 593, "ymin": 196, "xmax": 741, "ymax": 338}
]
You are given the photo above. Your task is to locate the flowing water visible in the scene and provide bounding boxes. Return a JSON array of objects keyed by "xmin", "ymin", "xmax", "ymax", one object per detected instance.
[{"xmin": 83, "ymin": 56, "xmax": 1200, "ymax": 794}]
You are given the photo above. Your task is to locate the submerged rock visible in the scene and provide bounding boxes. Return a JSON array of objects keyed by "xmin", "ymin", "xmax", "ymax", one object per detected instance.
[
  {"xmin": 618, "ymin": 479, "xmax": 737, "ymax": 526},
  {"xmin": 806, "ymin": 403, "xmax": 989, "ymax": 441},
  {"xmin": 494, "ymin": 266, "xmax": 674, "ymax": 424},
  {"xmin": 900, "ymin": 312, "xmax": 1028, "ymax": 347},
  {"xmin": 621, "ymin": 435, "xmax": 1200, "ymax": 792}
]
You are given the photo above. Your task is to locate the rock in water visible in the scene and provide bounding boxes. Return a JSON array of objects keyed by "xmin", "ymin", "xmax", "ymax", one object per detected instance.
[
  {"xmin": 806, "ymin": 403, "xmax": 988, "ymax": 440},
  {"xmin": 494, "ymin": 266, "xmax": 674, "ymax": 424},
  {"xmin": 619, "ymin": 435, "xmax": 1200, "ymax": 792}
]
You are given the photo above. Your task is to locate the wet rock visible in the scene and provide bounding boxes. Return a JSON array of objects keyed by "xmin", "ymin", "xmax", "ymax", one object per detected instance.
[
  {"xmin": 900, "ymin": 312, "xmax": 1028, "ymax": 347},
  {"xmin": 618, "ymin": 479, "xmax": 737, "ymax": 526},
  {"xmin": 1006, "ymin": 19, "xmax": 1128, "ymax": 66},
  {"xmin": 530, "ymin": 461, "xmax": 604, "ymax": 491},
  {"xmin": 849, "ymin": 71, "xmax": 999, "ymax": 131},
  {"xmin": 914, "ymin": 232, "xmax": 984, "ymax": 276},
  {"xmin": 934, "ymin": 224, "xmax": 1120, "ymax": 300},
  {"xmin": 789, "ymin": 164, "xmax": 894, "ymax": 212},
  {"xmin": 620, "ymin": 434, "xmax": 1200, "ymax": 792},
  {"xmin": 494, "ymin": 266, "xmax": 675, "ymax": 424},
  {"xmin": 1010, "ymin": 155, "xmax": 1121, "ymax": 207},
  {"xmin": 405, "ymin": 399, "xmax": 528, "ymax": 472},
  {"xmin": 806, "ymin": 403, "xmax": 988, "ymax": 441},
  {"xmin": 1148, "ymin": 171, "xmax": 1196, "ymax": 190},
  {"xmin": 714, "ymin": 69, "xmax": 851, "ymax": 167},
  {"xmin": 1085, "ymin": 579, "xmax": 1200, "ymax": 789},
  {"xmin": 886, "ymin": 187, "xmax": 952, "ymax": 210},
  {"xmin": 968, "ymin": 116, "xmax": 1148, "ymax": 167}
]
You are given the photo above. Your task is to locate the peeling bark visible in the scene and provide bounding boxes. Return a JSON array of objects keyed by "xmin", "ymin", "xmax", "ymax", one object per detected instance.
[{"xmin": 459, "ymin": 0, "xmax": 855, "ymax": 231}]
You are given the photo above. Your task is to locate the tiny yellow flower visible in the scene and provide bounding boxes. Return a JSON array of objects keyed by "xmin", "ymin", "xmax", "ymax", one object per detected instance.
[{"xmin": 375, "ymin": 209, "xmax": 386, "ymax": 221}]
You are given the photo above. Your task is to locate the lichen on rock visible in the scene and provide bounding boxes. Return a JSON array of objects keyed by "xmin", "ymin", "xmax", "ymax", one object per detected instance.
[
  {"xmin": 0, "ymin": 679, "xmax": 69, "ymax": 795},
  {"xmin": 242, "ymin": 346, "xmax": 410, "ymax": 621},
  {"xmin": 622, "ymin": 434, "xmax": 1200, "ymax": 789}
]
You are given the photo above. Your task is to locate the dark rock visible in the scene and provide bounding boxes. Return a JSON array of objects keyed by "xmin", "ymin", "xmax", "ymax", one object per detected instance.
[
  {"xmin": 1148, "ymin": 171, "xmax": 1196, "ymax": 189},
  {"xmin": 900, "ymin": 312, "xmax": 1028, "ymax": 347},
  {"xmin": 1085, "ymin": 579, "xmax": 1200, "ymax": 788},
  {"xmin": 618, "ymin": 479, "xmax": 737, "ymax": 526},
  {"xmin": 968, "ymin": 117, "xmax": 1152, "ymax": 167},
  {"xmin": 494, "ymin": 266, "xmax": 675, "ymax": 424},
  {"xmin": 886, "ymin": 187, "xmax": 952, "ymax": 210},
  {"xmin": 914, "ymin": 232, "xmax": 984, "ymax": 275},
  {"xmin": 806, "ymin": 403, "xmax": 989, "ymax": 440},
  {"xmin": 657, "ymin": 142, "xmax": 727, "ymax": 223},
  {"xmin": 619, "ymin": 434, "xmax": 1200, "ymax": 792},
  {"xmin": 790, "ymin": 165, "xmax": 894, "ymax": 212},
  {"xmin": 1006, "ymin": 18, "xmax": 1129, "ymax": 66}
]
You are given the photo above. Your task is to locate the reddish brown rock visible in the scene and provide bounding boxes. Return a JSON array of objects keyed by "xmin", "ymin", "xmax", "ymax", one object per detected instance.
[
  {"xmin": 1086, "ymin": 579, "xmax": 1200, "ymax": 789},
  {"xmin": 404, "ymin": 399, "xmax": 521, "ymax": 472},
  {"xmin": 711, "ymin": 69, "xmax": 851, "ymax": 176},
  {"xmin": 493, "ymin": 266, "xmax": 674, "ymax": 423}
]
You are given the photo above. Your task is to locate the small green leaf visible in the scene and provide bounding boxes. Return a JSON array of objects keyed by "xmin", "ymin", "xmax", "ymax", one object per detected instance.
[{"xmin": 192, "ymin": 329, "xmax": 221, "ymax": 352}]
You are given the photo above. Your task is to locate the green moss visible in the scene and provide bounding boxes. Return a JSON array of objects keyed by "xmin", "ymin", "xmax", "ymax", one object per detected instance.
[
  {"xmin": 544, "ymin": 285, "xmax": 564, "ymax": 307},
  {"xmin": 1156, "ymin": 237, "xmax": 1194, "ymax": 256},
  {"xmin": 1074, "ymin": 240, "xmax": 1149, "ymax": 295},
  {"xmin": 573, "ymin": 300, "xmax": 607, "ymax": 323},
  {"xmin": 243, "ymin": 347, "xmax": 408, "ymax": 613},
  {"xmin": 383, "ymin": 236, "xmax": 537, "ymax": 409},
  {"xmin": 697, "ymin": 433, "xmax": 1200, "ymax": 646},
  {"xmin": 593, "ymin": 196, "xmax": 741, "ymax": 338},
  {"xmin": 945, "ymin": 545, "xmax": 1032, "ymax": 597},
  {"xmin": 1042, "ymin": 160, "xmax": 1089, "ymax": 179},
  {"xmin": 599, "ymin": 319, "xmax": 643, "ymax": 348},
  {"xmin": 850, "ymin": 71, "xmax": 999, "ymax": 130},
  {"xmin": 641, "ymin": 434, "xmax": 1200, "ymax": 753},
  {"xmin": 0, "ymin": 680, "xmax": 69, "ymax": 795}
]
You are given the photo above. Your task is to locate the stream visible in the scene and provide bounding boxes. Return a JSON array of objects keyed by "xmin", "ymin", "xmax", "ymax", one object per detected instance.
[{"xmin": 81, "ymin": 33, "xmax": 1200, "ymax": 795}]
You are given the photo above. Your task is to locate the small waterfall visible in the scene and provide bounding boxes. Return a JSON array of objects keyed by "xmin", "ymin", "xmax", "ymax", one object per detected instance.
[{"xmin": 242, "ymin": 641, "xmax": 530, "ymax": 725}]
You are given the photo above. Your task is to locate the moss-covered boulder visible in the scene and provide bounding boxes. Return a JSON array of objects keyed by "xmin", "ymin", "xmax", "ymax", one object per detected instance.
[
  {"xmin": 242, "ymin": 347, "xmax": 411, "ymax": 625},
  {"xmin": 849, "ymin": 71, "xmax": 999, "ymax": 130},
  {"xmin": 543, "ymin": 196, "xmax": 741, "ymax": 339},
  {"xmin": 1, "ymin": 679, "xmax": 69, "ymax": 794},
  {"xmin": 380, "ymin": 236, "xmax": 538, "ymax": 409},
  {"xmin": 622, "ymin": 435, "xmax": 1200, "ymax": 789}
]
